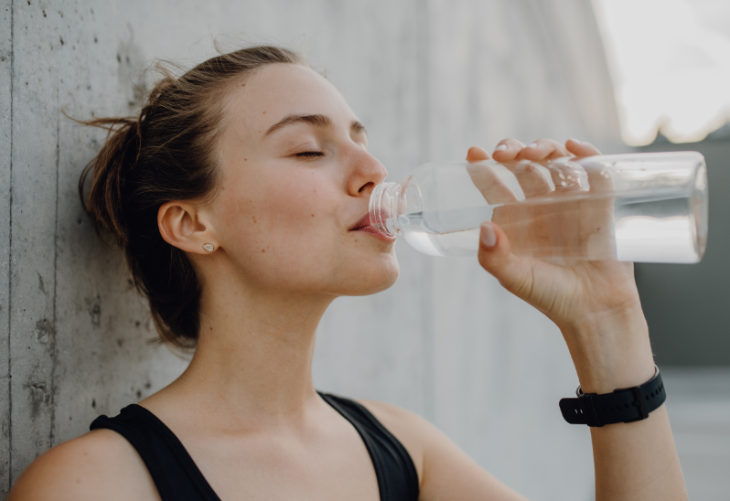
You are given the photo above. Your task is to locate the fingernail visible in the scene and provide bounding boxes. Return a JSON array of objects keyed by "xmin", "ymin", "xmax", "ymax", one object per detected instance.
[
  {"xmin": 480, "ymin": 223, "xmax": 497, "ymax": 248},
  {"xmin": 527, "ymin": 142, "xmax": 538, "ymax": 149},
  {"xmin": 494, "ymin": 144, "xmax": 507, "ymax": 152},
  {"xmin": 568, "ymin": 138, "xmax": 582, "ymax": 144}
]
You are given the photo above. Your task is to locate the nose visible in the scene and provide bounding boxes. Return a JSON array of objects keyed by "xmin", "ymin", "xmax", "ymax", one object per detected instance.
[{"xmin": 347, "ymin": 148, "xmax": 388, "ymax": 198}]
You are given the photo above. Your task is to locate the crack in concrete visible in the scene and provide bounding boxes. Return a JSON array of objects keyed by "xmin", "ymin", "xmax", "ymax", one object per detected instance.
[{"xmin": 7, "ymin": 0, "xmax": 14, "ymax": 489}]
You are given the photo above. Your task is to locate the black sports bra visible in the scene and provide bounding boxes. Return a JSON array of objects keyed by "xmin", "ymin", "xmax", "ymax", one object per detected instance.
[{"xmin": 90, "ymin": 392, "xmax": 419, "ymax": 501}]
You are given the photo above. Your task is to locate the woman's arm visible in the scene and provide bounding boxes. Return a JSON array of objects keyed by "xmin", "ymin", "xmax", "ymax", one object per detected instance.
[
  {"xmin": 561, "ymin": 310, "xmax": 683, "ymax": 500},
  {"xmin": 368, "ymin": 139, "xmax": 686, "ymax": 501},
  {"xmin": 473, "ymin": 138, "xmax": 687, "ymax": 500}
]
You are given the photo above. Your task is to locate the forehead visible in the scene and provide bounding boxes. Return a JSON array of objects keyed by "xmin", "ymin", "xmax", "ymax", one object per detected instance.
[{"xmin": 225, "ymin": 63, "xmax": 356, "ymax": 133}]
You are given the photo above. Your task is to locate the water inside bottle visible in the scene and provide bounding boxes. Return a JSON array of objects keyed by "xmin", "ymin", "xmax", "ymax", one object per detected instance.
[{"xmin": 398, "ymin": 189, "xmax": 705, "ymax": 263}]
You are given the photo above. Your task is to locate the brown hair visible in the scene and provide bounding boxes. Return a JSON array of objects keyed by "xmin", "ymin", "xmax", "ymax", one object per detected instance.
[{"xmin": 79, "ymin": 46, "xmax": 306, "ymax": 349}]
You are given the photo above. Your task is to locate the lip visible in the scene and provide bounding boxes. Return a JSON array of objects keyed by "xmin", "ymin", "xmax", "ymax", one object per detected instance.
[{"xmin": 349, "ymin": 212, "xmax": 396, "ymax": 242}]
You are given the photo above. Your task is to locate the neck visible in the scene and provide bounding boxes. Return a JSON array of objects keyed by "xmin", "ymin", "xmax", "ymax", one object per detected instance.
[{"xmin": 170, "ymin": 271, "xmax": 335, "ymax": 426}]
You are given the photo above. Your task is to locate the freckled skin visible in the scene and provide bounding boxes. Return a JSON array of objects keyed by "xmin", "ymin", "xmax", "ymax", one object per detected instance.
[{"xmin": 204, "ymin": 64, "xmax": 398, "ymax": 296}]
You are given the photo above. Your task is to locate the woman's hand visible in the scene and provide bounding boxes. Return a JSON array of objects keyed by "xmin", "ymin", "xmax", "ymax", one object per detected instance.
[{"xmin": 467, "ymin": 138, "xmax": 654, "ymax": 393}]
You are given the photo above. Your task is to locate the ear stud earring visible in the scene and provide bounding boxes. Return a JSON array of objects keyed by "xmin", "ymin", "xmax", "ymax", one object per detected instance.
[{"xmin": 202, "ymin": 243, "xmax": 215, "ymax": 252}]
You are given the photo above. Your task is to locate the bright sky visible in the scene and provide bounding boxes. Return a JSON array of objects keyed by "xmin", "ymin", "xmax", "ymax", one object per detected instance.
[{"xmin": 592, "ymin": 0, "xmax": 730, "ymax": 145}]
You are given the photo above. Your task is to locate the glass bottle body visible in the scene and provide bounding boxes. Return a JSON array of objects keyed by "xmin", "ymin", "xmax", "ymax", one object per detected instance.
[{"xmin": 369, "ymin": 152, "xmax": 708, "ymax": 263}]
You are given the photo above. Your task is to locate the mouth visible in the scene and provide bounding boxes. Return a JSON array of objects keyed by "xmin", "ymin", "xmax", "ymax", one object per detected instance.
[{"xmin": 349, "ymin": 212, "xmax": 396, "ymax": 242}]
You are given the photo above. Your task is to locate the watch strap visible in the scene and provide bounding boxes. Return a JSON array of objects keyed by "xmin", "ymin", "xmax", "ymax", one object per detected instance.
[{"xmin": 559, "ymin": 366, "xmax": 666, "ymax": 427}]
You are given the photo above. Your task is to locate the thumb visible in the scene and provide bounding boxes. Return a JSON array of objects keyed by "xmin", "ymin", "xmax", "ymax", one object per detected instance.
[{"xmin": 478, "ymin": 222, "xmax": 534, "ymax": 297}]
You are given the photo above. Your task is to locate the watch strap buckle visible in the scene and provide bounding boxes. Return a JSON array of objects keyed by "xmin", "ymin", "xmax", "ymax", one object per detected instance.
[{"xmin": 627, "ymin": 385, "xmax": 649, "ymax": 420}]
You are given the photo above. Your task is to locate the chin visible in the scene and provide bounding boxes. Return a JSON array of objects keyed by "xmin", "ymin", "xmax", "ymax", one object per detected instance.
[
  {"xmin": 365, "ymin": 258, "xmax": 400, "ymax": 295},
  {"xmin": 335, "ymin": 251, "xmax": 400, "ymax": 297}
]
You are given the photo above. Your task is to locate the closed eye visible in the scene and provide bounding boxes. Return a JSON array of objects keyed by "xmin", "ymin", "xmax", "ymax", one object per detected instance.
[{"xmin": 295, "ymin": 151, "xmax": 324, "ymax": 158}]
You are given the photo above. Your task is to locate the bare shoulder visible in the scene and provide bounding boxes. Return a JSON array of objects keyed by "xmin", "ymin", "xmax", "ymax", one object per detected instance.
[
  {"xmin": 358, "ymin": 400, "xmax": 528, "ymax": 501},
  {"xmin": 357, "ymin": 399, "xmax": 438, "ymax": 480},
  {"xmin": 8, "ymin": 429, "xmax": 159, "ymax": 501}
]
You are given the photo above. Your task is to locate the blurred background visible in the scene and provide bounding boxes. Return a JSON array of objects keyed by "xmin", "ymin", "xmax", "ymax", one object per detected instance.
[
  {"xmin": 594, "ymin": 1, "xmax": 730, "ymax": 499},
  {"xmin": 0, "ymin": 0, "xmax": 727, "ymax": 499}
]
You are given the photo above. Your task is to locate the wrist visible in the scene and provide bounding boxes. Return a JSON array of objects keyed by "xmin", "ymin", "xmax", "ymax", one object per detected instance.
[
  {"xmin": 560, "ymin": 364, "xmax": 666, "ymax": 427},
  {"xmin": 559, "ymin": 306, "xmax": 655, "ymax": 394}
]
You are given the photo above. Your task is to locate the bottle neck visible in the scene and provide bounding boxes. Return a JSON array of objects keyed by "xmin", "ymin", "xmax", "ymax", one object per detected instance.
[{"xmin": 369, "ymin": 182, "xmax": 400, "ymax": 237}]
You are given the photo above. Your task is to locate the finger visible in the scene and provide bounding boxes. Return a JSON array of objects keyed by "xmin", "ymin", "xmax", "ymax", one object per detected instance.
[
  {"xmin": 519, "ymin": 138, "xmax": 571, "ymax": 162},
  {"xmin": 567, "ymin": 138, "xmax": 609, "ymax": 192},
  {"xmin": 466, "ymin": 146, "xmax": 491, "ymax": 163},
  {"xmin": 466, "ymin": 163, "xmax": 519, "ymax": 204},
  {"xmin": 582, "ymin": 159, "xmax": 614, "ymax": 193},
  {"xmin": 478, "ymin": 222, "xmax": 536, "ymax": 298},
  {"xmin": 509, "ymin": 161, "xmax": 553, "ymax": 198},
  {"xmin": 492, "ymin": 138, "xmax": 526, "ymax": 162},
  {"xmin": 546, "ymin": 158, "xmax": 587, "ymax": 192},
  {"xmin": 566, "ymin": 138, "xmax": 601, "ymax": 157}
]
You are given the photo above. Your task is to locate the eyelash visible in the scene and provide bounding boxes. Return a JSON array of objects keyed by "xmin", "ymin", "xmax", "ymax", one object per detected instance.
[{"xmin": 295, "ymin": 151, "xmax": 324, "ymax": 158}]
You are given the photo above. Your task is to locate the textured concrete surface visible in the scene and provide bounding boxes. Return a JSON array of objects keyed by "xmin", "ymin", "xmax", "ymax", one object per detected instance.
[
  {"xmin": 1, "ymin": 1, "xmax": 621, "ymax": 499},
  {"xmin": 1, "ymin": 0, "xmax": 12, "ymax": 488}
]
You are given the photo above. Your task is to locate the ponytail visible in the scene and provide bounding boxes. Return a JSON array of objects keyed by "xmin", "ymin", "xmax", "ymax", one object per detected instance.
[
  {"xmin": 77, "ymin": 46, "xmax": 306, "ymax": 349},
  {"xmin": 78, "ymin": 117, "xmax": 141, "ymax": 248}
]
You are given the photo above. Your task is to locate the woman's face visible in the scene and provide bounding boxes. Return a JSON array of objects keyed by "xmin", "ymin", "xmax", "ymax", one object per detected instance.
[{"xmin": 209, "ymin": 63, "xmax": 399, "ymax": 297}]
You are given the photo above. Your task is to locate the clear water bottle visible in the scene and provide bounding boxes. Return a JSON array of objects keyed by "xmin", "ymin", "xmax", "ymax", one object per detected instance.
[{"xmin": 369, "ymin": 152, "xmax": 708, "ymax": 263}]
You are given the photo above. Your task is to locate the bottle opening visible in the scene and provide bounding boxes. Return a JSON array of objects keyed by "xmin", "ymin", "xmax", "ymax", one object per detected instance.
[{"xmin": 369, "ymin": 182, "xmax": 397, "ymax": 237}]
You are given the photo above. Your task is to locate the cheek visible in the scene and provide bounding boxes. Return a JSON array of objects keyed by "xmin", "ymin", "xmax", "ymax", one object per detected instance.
[{"xmin": 217, "ymin": 169, "xmax": 345, "ymax": 282}]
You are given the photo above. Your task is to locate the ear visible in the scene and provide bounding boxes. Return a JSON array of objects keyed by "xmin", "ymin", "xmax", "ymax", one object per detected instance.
[{"xmin": 158, "ymin": 201, "xmax": 218, "ymax": 254}]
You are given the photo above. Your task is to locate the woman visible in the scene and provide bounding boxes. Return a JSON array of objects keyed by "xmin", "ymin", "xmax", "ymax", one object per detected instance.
[{"xmin": 8, "ymin": 46, "xmax": 687, "ymax": 500}]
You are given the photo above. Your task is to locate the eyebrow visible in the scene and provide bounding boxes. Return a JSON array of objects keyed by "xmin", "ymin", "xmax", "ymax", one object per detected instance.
[{"xmin": 264, "ymin": 114, "xmax": 367, "ymax": 137}]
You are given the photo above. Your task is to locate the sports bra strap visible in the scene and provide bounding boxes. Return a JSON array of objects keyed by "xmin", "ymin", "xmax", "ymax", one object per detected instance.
[
  {"xmin": 91, "ymin": 405, "xmax": 221, "ymax": 500},
  {"xmin": 318, "ymin": 393, "xmax": 419, "ymax": 501}
]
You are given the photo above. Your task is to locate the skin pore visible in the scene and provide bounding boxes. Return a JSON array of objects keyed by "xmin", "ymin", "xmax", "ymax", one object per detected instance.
[{"xmin": 7, "ymin": 63, "xmax": 687, "ymax": 501}]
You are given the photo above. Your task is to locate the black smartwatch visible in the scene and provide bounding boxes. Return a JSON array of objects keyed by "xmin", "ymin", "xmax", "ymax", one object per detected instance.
[{"xmin": 559, "ymin": 365, "xmax": 666, "ymax": 427}]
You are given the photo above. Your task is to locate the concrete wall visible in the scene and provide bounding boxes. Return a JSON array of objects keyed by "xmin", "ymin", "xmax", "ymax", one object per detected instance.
[{"xmin": 0, "ymin": 0, "xmax": 621, "ymax": 499}]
